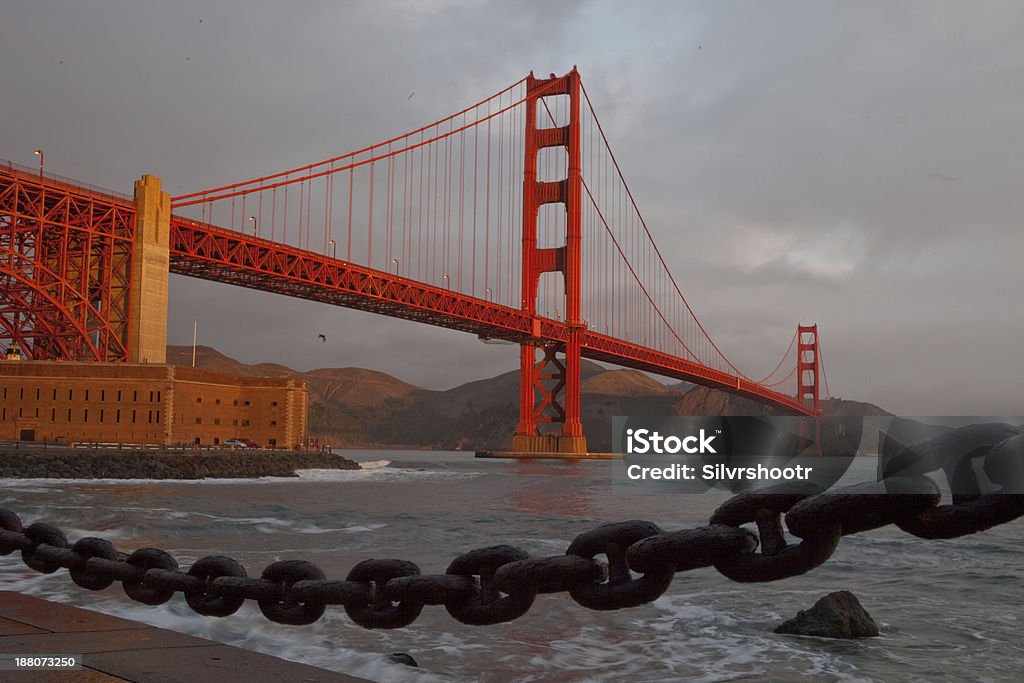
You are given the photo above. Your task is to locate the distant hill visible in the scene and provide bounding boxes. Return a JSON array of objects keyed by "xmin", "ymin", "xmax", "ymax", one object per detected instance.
[
  {"xmin": 583, "ymin": 369, "xmax": 679, "ymax": 396},
  {"xmin": 671, "ymin": 385, "xmax": 778, "ymax": 416},
  {"xmin": 670, "ymin": 387, "xmax": 890, "ymax": 418},
  {"xmin": 167, "ymin": 345, "xmax": 293, "ymax": 378},
  {"xmin": 166, "ymin": 346, "xmax": 889, "ymax": 451}
]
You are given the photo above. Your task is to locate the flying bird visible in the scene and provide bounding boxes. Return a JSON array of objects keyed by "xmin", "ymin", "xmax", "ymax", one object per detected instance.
[{"xmin": 318, "ymin": 334, "xmax": 327, "ymax": 343}]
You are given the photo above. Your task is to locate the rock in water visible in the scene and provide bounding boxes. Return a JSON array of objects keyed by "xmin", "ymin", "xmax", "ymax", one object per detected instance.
[
  {"xmin": 774, "ymin": 591, "xmax": 879, "ymax": 638},
  {"xmin": 387, "ymin": 653, "xmax": 418, "ymax": 667}
]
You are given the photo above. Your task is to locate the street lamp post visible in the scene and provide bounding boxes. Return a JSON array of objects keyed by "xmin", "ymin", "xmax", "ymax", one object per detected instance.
[
  {"xmin": 33, "ymin": 149, "xmax": 44, "ymax": 178},
  {"xmin": 328, "ymin": 239, "xmax": 336, "ymax": 259},
  {"xmin": 485, "ymin": 287, "xmax": 492, "ymax": 301},
  {"xmin": 248, "ymin": 216, "xmax": 257, "ymax": 236},
  {"xmin": 391, "ymin": 258, "xmax": 399, "ymax": 274},
  {"xmin": 442, "ymin": 274, "xmax": 450, "ymax": 289}
]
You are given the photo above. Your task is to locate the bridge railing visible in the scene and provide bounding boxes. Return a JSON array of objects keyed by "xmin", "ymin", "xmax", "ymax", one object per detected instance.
[{"xmin": 1, "ymin": 158, "xmax": 132, "ymax": 204}]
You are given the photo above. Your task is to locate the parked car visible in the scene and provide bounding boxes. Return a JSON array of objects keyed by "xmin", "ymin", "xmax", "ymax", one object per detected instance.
[
  {"xmin": 238, "ymin": 438, "xmax": 259, "ymax": 449},
  {"xmin": 223, "ymin": 439, "xmax": 247, "ymax": 448}
]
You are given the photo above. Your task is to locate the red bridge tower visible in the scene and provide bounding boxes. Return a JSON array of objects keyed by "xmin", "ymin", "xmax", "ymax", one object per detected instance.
[
  {"xmin": 512, "ymin": 69, "xmax": 587, "ymax": 455},
  {"xmin": 797, "ymin": 324, "xmax": 821, "ymax": 413}
]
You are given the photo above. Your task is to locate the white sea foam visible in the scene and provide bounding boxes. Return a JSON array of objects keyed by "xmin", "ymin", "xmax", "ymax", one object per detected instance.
[
  {"xmin": 125, "ymin": 508, "xmax": 386, "ymax": 536},
  {"xmin": 295, "ymin": 467, "xmax": 481, "ymax": 483},
  {"xmin": 356, "ymin": 459, "xmax": 392, "ymax": 470},
  {"xmin": 0, "ymin": 475, "xmax": 291, "ymax": 486},
  {"xmin": 206, "ymin": 514, "xmax": 385, "ymax": 536},
  {"xmin": 0, "ymin": 461, "xmax": 477, "ymax": 488}
]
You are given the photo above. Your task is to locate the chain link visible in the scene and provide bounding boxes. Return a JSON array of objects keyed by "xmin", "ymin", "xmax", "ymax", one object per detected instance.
[{"xmin": 0, "ymin": 426, "xmax": 1021, "ymax": 629}]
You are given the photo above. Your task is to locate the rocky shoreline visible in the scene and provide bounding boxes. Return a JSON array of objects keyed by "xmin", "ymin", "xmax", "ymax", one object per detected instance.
[{"xmin": 0, "ymin": 448, "xmax": 361, "ymax": 479}]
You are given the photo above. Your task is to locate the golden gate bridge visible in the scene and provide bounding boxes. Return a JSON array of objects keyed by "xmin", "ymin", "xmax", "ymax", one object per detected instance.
[{"xmin": 0, "ymin": 68, "xmax": 829, "ymax": 454}]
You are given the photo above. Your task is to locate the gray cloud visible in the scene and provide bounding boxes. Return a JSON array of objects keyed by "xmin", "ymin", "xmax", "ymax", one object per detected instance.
[{"xmin": 2, "ymin": 1, "xmax": 1021, "ymax": 413}]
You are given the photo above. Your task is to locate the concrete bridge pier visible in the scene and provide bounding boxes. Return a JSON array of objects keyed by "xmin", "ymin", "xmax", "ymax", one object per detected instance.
[{"xmin": 127, "ymin": 174, "xmax": 170, "ymax": 364}]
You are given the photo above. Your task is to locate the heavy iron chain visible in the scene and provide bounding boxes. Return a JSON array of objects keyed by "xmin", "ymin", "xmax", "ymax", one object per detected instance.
[{"xmin": 0, "ymin": 430, "xmax": 1021, "ymax": 628}]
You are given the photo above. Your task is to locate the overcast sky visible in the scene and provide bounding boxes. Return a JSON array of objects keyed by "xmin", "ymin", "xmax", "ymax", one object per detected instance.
[{"xmin": 2, "ymin": 1, "xmax": 1022, "ymax": 414}]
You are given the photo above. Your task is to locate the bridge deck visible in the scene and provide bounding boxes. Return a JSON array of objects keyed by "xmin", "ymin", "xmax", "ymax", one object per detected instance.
[
  {"xmin": 170, "ymin": 216, "xmax": 813, "ymax": 415},
  {"xmin": 0, "ymin": 591, "xmax": 370, "ymax": 682},
  {"xmin": 0, "ymin": 162, "xmax": 815, "ymax": 416}
]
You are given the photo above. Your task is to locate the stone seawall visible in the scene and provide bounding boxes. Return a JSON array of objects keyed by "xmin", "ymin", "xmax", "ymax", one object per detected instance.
[{"xmin": 0, "ymin": 448, "xmax": 360, "ymax": 479}]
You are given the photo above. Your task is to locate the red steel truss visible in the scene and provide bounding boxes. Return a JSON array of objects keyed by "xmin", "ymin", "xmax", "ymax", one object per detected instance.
[{"xmin": 0, "ymin": 163, "xmax": 135, "ymax": 362}]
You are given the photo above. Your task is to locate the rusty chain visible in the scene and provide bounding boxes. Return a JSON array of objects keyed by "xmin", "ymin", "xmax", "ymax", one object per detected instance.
[{"xmin": 0, "ymin": 427, "xmax": 1022, "ymax": 629}]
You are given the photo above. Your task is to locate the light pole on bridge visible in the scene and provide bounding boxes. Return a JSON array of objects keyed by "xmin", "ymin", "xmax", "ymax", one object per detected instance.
[
  {"xmin": 391, "ymin": 258, "xmax": 399, "ymax": 274},
  {"xmin": 328, "ymin": 239, "xmax": 336, "ymax": 259},
  {"xmin": 248, "ymin": 215, "xmax": 258, "ymax": 236},
  {"xmin": 33, "ymin": 149, "xmax": 44, "ymax": 178}
]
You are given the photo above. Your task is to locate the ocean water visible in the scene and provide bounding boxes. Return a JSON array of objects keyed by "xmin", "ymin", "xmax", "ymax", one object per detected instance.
[{"xmin": 0, "ymin": 450, "xmax": 1021, "ymax": 682}]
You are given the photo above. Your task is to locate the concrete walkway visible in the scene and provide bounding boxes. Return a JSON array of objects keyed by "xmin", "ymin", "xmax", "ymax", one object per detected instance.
[{"xmin": 0, "ymin": 591, "xmax": 373, "ymax": 682}]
